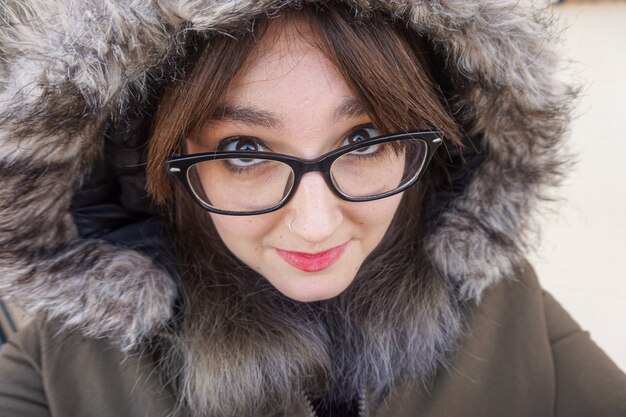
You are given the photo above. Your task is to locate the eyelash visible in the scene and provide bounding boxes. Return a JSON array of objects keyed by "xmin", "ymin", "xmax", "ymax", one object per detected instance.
[
  {"xmin": 215, "ymin": 123, "xmax": 377, "ymax": 153},
  {"xmin": 215, "ymin": 136, "xmax": 269, "ymax": 153}
]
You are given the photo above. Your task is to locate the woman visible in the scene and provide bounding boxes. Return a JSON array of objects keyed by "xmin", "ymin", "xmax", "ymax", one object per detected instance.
[{"xmin": 0, "ymin": 1, "xmax": 624, "ymax": 417}]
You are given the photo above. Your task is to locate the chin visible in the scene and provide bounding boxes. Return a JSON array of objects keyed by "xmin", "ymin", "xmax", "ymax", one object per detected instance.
[{"xmin": 273, "ymin": 273, "xmax": 354, "ymax": 303}]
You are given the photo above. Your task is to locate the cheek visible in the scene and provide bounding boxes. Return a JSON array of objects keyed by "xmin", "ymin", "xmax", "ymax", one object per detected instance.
[
  {"xmin": 346, "ymin": 193, "xmax": 403, "ymax": 236},
  {"xmin": 209, "ymin": 213, "xmax": 279, "ymax": 261}
]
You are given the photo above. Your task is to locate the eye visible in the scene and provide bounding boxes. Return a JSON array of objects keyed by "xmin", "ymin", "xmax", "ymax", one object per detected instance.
[
  {"xmin": 341, "ymin": 125, "xmax": 381, "ymax": 155},
  {"xmin": 340, "ymin": 125, "xmax": 380, "ymax": 147},
  {"xmin": 215, "ymin": 137, "xmax": 272, "ymax": 169},
  {"xmin": 217, "ymin": 137, "xmax": 270, "ymax": 153}
]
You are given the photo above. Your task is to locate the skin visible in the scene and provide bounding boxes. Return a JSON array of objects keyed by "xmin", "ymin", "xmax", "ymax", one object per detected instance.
[{"xmin": 187, "ymin": 20, "xmax": 403, "ymax": 302}]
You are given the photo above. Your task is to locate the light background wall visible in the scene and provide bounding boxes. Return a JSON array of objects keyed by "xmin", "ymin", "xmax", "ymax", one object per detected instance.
[{"xmin": 529, "ymin": 1, "xmax": 626, "ymax": 371}]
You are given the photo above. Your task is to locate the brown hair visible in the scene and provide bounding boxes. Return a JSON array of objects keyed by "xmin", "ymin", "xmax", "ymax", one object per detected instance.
[
  {"xmin": 146, "ymin": 8, "xmax": 461, "ymax": 204},
  {"xmin": 147, "ymin": 5, "xmax": 464, "ymax": 417}
]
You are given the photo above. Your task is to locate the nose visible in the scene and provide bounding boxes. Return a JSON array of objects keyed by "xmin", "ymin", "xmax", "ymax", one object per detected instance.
[{"xmin": 285, "ymin": 172, "xmax": 343, "ymax": 244}]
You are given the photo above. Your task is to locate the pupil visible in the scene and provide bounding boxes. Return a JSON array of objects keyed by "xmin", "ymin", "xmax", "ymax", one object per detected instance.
[
  {"xmin": 350, "ymin": 129, "xmax": 369, "ymax": 143},
  {"xmin": 236, "ymin": 140, "xmax": 257, "ymax": 152}
]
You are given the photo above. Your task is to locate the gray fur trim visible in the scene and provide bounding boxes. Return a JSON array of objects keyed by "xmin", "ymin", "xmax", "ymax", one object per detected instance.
[{"xmin": 0, "ymin": 0, "xmax": 575, "ymax": 347}]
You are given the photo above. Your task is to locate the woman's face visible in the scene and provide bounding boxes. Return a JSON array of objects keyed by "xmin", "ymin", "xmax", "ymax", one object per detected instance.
[{"xmin": 187, "ymin": 21, "xmax": 403, "ymax": 302}]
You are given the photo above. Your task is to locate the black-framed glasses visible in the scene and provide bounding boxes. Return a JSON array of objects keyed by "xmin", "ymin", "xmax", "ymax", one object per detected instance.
[{"xmin": 167, "ymin": 130, "xmax": 443, "ymax": 215}]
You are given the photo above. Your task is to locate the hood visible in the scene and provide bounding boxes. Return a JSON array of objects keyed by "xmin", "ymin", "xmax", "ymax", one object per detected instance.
[{"xmin": 0, "ymin": 0, "xmax": 575, "ymax": 351}]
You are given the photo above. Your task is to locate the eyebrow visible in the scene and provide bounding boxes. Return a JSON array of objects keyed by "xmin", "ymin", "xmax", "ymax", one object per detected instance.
[
  {"xmin": 213, "ymin": 105, "xmax": 282, "ymax": 129},
  {"xmin": 333, "ymin": 98, "xmax": 367, "ymax": 123},
  {"xmin": 212, "ymin": 97, "xmax": 367, "ymax": 129}
]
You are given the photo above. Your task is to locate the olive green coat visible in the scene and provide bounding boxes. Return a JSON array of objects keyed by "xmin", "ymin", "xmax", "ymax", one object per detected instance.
[
  {"xmin": 1, "ymin": 263, "xmax": 624, "ymax": 417},
  {"xmin": 1, "ymin": 0, "xmax": 625, "ymax": 416}
]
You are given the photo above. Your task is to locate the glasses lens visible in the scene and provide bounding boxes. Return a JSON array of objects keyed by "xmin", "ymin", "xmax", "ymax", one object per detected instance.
[
  {"xmin": 330, "ymin": 138, "xmax": 429, "ymax": 199},
  {"xmin": 187, "ymin": 157, "xmax": 294, "ymax": 213}
]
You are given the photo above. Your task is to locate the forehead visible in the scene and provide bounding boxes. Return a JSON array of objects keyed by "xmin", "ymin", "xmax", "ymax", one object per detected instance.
[{"xmin": 221, "ymin": 19, "xmax": 360, "ymax": 131}]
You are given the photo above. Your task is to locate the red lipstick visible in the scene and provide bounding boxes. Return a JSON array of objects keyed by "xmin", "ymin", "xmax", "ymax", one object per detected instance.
[{"xmin": 275, "ymin": 241, "xmax": 350, "ymax": 272}]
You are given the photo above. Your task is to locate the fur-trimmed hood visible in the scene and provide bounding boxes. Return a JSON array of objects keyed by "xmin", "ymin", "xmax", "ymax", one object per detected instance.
[{"xmin": 0, "ymin": 0, "xmax": 574, "ymax": 352}]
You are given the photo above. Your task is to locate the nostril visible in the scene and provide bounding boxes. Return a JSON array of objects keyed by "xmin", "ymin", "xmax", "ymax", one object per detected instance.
[{"xmin": 286, "ymin": 174, "xmax": 344, "ymax": 243}]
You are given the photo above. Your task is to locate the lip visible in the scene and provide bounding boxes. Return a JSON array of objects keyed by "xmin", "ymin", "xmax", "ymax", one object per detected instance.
[{"xmin": 275, "ymin": 241, "xmax": 350, "ymax": 273}]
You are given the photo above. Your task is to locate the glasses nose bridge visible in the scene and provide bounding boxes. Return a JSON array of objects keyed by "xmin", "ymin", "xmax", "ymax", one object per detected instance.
[{"xmin": 290, "ymin": 157, "xmax": 337, "ymax": 198}]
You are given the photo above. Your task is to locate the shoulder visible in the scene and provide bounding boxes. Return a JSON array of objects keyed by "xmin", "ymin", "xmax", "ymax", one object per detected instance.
[
  {"xmin": 459, "ymin": 260, "xmax": 626, "ymax": 415},
  {"xmin": 492, "ymin": 257, "xmax": 543, "ymax": 296},
  {"xmin": 0, "ymin": 315, "xmax": 175, "ymax": 417},
  {"xmin": 466, "ymin": 259, "xmax": 545, "ymax": 331},
  {"xmin": 466, "ymin": 258, "xmax": 584, "ymax": 352},
  {"xmin": 0, "ymin": 316, "xmax": 51, "ymax": 417},
  {"xmin": 3, "ymin": 314, "xmax": 123, "ymax": 366},
  {"xmin": 387, "ymin": 260, "xmax": 626, "ymax": 416}
]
